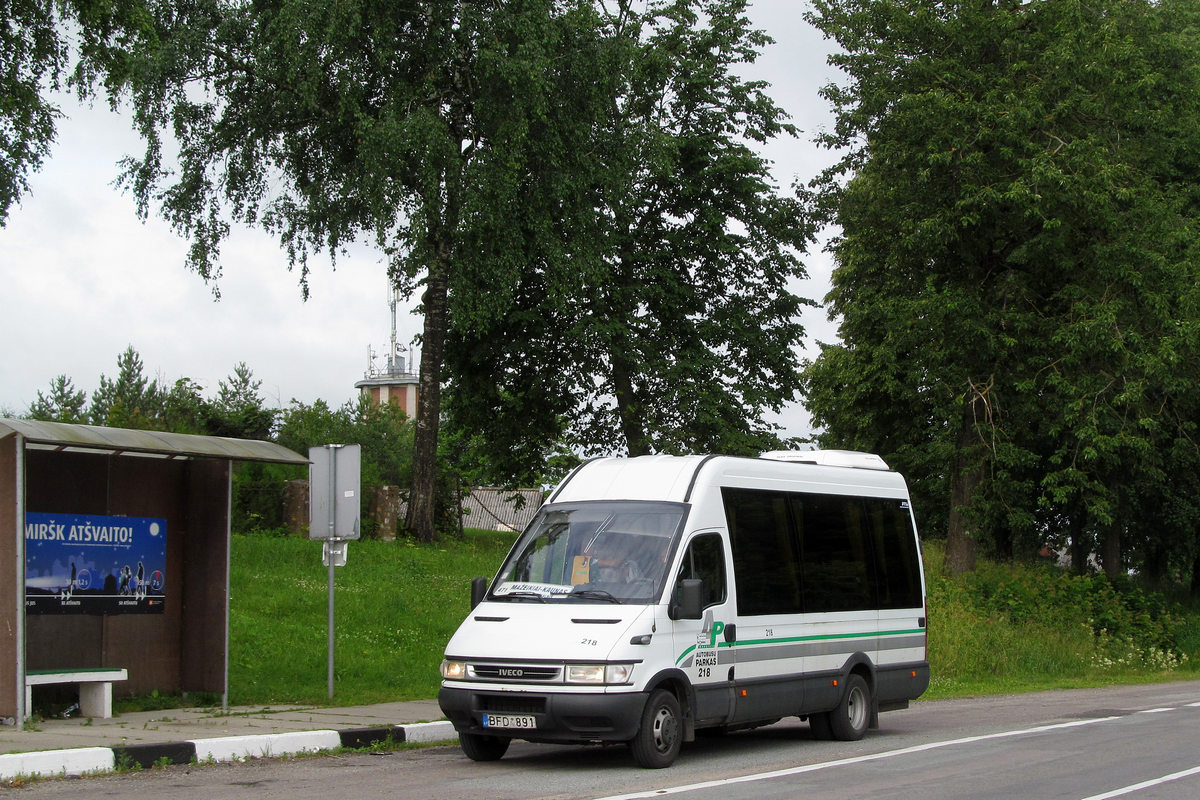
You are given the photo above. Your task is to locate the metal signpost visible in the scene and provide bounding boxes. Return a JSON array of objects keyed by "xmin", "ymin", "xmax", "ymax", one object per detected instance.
[{"xmin": 308, "ymin": 444, "xmax": 361, "ymax": 699}]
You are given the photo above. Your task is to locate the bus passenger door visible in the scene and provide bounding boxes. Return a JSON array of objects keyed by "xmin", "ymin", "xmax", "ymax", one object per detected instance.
[{"xmin": 670, "ymin": 531, "xmax": 734, "ymax": 727}]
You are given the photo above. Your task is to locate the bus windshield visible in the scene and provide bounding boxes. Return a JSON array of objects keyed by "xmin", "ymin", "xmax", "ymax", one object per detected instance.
[{"xmin": 491, "ymin": 501, "xmax": 687, "ymax": 604}]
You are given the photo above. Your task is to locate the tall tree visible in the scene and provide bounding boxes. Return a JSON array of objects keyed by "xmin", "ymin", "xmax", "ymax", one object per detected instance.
[
  {"xmin": 89, "ymin": 345, "xmax": 165, "ymax": 429},
  {"xmin": 803, "ymin": 0, "xmax": 1200, "ymax": 576},
  {"xmin": 28, "ymin": 375, "xmax": 89, "ymax": 423},
  {"xmin": 207, "ymin": 362, "xmax": 275, "ymax": 440},
  {"xmin": 159, "ymin": 376, "xmax": 207, "ymax": 434},
  {"xmin": 87, "ymin": 0, "xmax": 614, "ymax": 541},
  {"xmin": 446, "ymin": 0, "xmax": 812, "ymax": 474},
  {"xmin": 579, "ymin": 0, "xmax": 811, "ymax": 457}
]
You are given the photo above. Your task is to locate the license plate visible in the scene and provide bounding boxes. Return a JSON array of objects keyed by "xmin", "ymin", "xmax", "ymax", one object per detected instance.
[{"xmin": 482, "ymin": 713, "xmax": 537, "ymax": 729}]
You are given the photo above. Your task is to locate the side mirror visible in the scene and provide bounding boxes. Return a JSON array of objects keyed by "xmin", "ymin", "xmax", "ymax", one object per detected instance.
[
  {"xmin": 470, "ymin": 577, "xmax": 488, "ymax": 609},
  {"xmin": 669, "ymin": 578, "xmax": 704, "ymax": 620}
]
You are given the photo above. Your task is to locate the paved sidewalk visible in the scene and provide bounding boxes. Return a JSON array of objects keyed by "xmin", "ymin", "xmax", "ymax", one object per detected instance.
[{"xmin": 0, "ymin": 699, "xmax": 455, "ymax": 782}]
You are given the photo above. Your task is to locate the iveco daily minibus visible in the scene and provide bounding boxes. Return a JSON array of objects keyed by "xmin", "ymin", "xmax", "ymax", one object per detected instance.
[{"xmin": 438, "ymin": 451, "xmax": 929, "ymax": 768}]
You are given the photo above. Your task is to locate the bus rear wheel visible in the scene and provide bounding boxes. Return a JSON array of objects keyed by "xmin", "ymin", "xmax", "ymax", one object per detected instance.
[{"xmin": 829, "ymin": 674, "xmax": 871, "ymax": 741}]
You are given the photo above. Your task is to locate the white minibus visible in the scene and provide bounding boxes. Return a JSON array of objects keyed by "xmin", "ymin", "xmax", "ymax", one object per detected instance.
[{"xmin": 438, "ymin": 451, "xmax": 929, "ymax": 768}]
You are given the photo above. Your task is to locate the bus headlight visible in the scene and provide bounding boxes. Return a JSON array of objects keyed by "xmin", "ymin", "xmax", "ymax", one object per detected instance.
[
  {"xmin": 440, "ymin": 659, "xmax": 467, "ymax": 680},
  {"xmin": 566, "ymin": 663, "xmax": 634, "ymax": 685}
]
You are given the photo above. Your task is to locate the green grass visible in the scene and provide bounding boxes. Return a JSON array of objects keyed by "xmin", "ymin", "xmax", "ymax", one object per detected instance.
[
  {"xmin": 922, "ymin": 541, "xmax": 1198, "ymax": 699},
  {"xmin": 227, "ymin": 529, "xmax": 513, "ymax": 706},
  {"xmin": 215, "ymin": 529, "xmax": 1200, "ymax": 708}
]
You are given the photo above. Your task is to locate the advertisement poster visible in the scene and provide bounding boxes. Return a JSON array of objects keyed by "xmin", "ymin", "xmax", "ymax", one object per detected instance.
[{"xmin": 25, "ymin": 512, "xmax": 167, "ymax": 615}]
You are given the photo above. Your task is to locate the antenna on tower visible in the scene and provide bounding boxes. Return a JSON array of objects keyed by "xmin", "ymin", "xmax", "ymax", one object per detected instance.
[
  {"xmin": 364, "ymin": 281, "xmax": 417, "ymax": 380},
  {"xmin": 388, "ymin": 285, "xmax": 403, "ymax": 374},
  {"xmin": 357, "ymin": 280, "xmax": 420, "ymax": 409}
]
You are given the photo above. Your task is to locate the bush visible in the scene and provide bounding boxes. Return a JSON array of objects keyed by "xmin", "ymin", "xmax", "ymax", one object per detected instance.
[{"xmin": 924, "ymin": 541, "xmax": 1193, "ymax": 697}]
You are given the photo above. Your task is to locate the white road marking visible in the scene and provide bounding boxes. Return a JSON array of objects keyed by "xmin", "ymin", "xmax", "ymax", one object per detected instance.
[
  {"xmin": 1078, "ymin": 765, "xmax": 1200, "ymax": 800},
  {"xmin": 592, "ymin": 715, "xmax": 1125, "ymax": 800}
]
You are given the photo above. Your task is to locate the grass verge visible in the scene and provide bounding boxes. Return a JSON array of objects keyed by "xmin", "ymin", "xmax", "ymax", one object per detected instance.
[
  {"xmin": 211, "ymin": 530, "xmax": 1200, "ymax": 708},
  {"xmin": 923, "ymin": 541, "xmax": 1198, "ymax": 699},
  {"xmin": 227, "ymin": 529, "xmax": 513, "ymax": 706}
]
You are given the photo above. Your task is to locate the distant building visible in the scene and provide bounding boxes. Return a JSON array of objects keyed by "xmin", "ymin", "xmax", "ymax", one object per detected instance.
[
  {"xmin": 355, "ymin": 350, "xmax": 418, "ymax": 418},
  {"xmin": 461, "ymin": 488, "xmax": 544, "ymax": 532},
  {"xmin": 390, "ymin": 487, "xmax": 543, "ymax": 535},
  {"xmin": 356, "ymin": 285, "xmax": 419, "ymax": 417},
  {"xmin": 354, "ymin": 285, "xmax": 542, "ymax": 536}
]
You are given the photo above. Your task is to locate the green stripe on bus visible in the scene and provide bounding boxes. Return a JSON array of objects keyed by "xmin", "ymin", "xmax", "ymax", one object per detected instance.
[
  {"xmin": 675, "ymin": 627, "xmax": 925, "ymax": 663},
  {"xmin": 725, "ymin": 628, "xmax": 926, "ymax": 648}
]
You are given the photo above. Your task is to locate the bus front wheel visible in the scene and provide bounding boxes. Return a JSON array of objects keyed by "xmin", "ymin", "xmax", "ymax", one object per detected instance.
[
  {"xmin": 631, "ymin": 689, "xmax": 683, "ymax": 768},
  {"xmin": 459, "ymin": 731, "xmax": 510, "ymax": 761}
]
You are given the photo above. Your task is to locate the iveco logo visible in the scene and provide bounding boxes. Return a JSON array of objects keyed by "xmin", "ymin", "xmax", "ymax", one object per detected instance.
[{"xmin": 498, "ymin": 668, "xmax": 524, "ymax": 677}]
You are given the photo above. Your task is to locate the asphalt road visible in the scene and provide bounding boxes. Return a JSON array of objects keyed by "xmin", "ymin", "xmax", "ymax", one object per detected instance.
[{"xmin": 12, "ymin": 680, "xmax": 1200, "ymax": 800}]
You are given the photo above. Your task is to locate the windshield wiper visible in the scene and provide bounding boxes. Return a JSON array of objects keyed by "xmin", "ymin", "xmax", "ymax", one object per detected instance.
[
  {"xmin": 568, "ymin": 588, "xmax": 621, "ymax": 604},
  {"xmin": 495, "ymin": 591, "xmax": 547, "ymax": 603}
]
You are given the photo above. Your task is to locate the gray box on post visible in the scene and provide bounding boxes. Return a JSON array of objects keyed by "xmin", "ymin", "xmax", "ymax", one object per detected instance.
[{"xmin": 308, "ymin": 444, "xmax": 361, "ymax": 541}]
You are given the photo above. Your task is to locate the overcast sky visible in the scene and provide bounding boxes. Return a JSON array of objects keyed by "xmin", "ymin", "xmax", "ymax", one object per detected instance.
[{"xmin": 0, "ymin": 1, "xmax": 842, "ymax": 440}]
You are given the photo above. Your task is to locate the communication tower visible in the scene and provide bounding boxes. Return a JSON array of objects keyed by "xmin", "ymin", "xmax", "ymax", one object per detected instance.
[{"xmin": 355, "ymin": 285, "xmax": 419, "ymax": 417}]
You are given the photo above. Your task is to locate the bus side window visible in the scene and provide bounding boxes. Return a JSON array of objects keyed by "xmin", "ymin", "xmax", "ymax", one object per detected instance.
[{"xmin": 676, "ymin": 534, "xmax": 727, "ymax": 609}]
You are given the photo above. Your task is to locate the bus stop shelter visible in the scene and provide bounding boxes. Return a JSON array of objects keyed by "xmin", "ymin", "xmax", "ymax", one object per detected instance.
[{"xmin": 0, "ymin": 418, "xmax": 308, "ymax": 727}]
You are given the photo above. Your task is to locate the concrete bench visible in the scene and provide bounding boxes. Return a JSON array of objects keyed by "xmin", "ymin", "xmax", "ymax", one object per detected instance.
[{"xmin": 25, "ymin": 668, "xmax": 128, "ymax": 719}]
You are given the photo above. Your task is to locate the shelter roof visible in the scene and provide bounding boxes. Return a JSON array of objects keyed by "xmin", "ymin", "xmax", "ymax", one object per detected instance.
[{"xmin": 0, "ymin": 418, "xmax": 307, "ymax": 465}]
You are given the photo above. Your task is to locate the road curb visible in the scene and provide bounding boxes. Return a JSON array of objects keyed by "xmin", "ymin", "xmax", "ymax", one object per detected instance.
[
  {"xmin": 0, "ymin": 747, "xmax": 115, "ymax": 782},
  {"xmin": 0, "ymin": 720, "xmax": 458, "ymax": 782}
]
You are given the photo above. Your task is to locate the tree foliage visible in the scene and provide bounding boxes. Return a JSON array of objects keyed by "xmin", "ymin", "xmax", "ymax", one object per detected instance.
[
  {"xmin": 803, "ymin": 0, "xmax": 1200, "ymax": 583},
  {"xmin": 1, "ymin": 0, "xmax": 64, "ymax": 224},
  {"xmin": 276, "ymin": 395, "xmax": 414, "ymax": 492},
  {"xmin": 88, "ymin": 344, "xmax": 166, "ymax": 428},
  {"xmin": 27, "ymin": 345, "xmax": 279, "ymax": 439},
  {"xmin": 208, "ymin": 363, "xmax": 275, "ymax": 440},
  {"xmin": 22, "ymin": 348, "xmax": 422, "ymax": 536},
  {"xmin": 14, "ymin": 0, "xmax": 812, "ymax": 534},
  {"xmin": 28, "ymin": 375, "xmax": 88, "ymax": 423},
  {"xmin": 275, "ymin": 395, "xmax": 421, "ymax": 537},
  {"xmin": 1, "ymin": 0, "xmax": 151, "ymax": 223},
  {"xmin": 78, "ymin": 0, "xmax": 619, "ymax": 541},
  {"xmin": 446, "ymin": 0, "xmax": 813, "ymax": 481}
]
